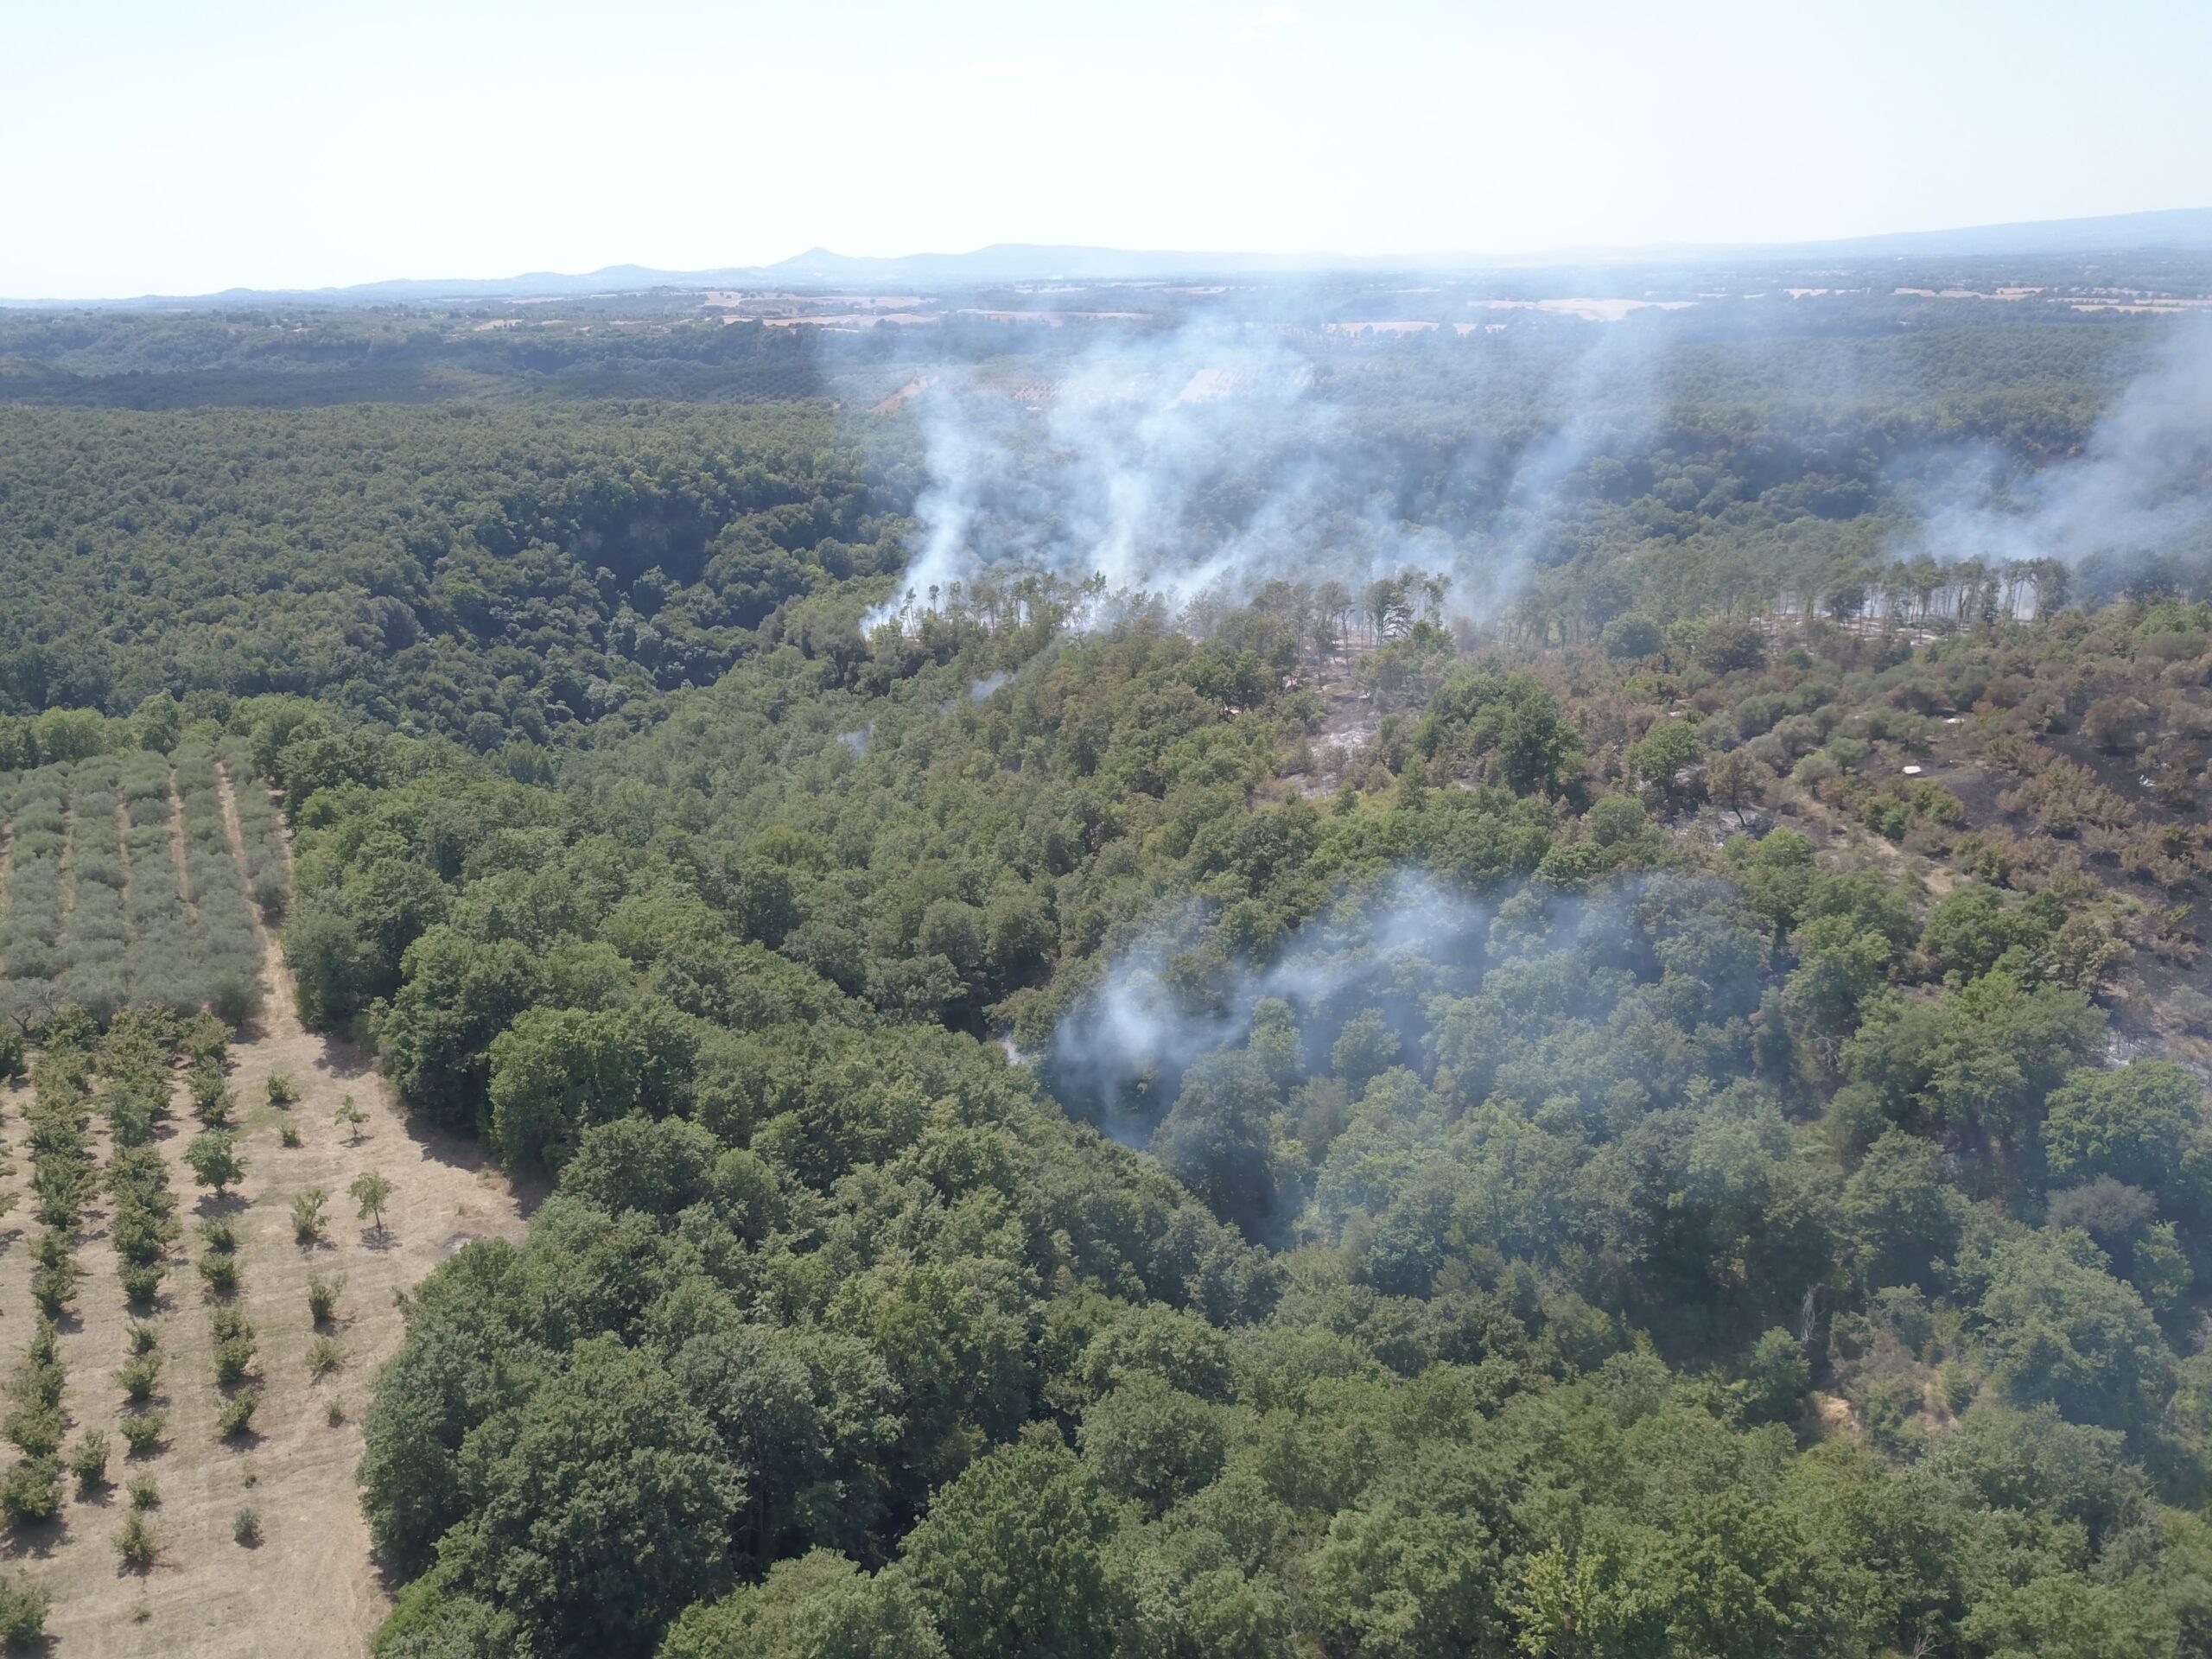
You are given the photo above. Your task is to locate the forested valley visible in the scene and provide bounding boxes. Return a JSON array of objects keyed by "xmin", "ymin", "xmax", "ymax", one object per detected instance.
[{"xmin": 4, "ymin": 278, "xmax": 2212, "ymax": 1658}]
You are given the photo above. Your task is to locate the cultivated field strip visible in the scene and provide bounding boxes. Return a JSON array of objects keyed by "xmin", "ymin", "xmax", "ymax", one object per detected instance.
[
  {"xmin": 0, "ymin": 763, "xmax": 526, "ymax": 1657},
  {"xmin": 0, "ymin": 748, "xmax": 287, "ymax": 1031}
]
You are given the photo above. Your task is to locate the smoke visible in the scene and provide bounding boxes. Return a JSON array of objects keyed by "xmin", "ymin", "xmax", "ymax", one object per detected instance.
[
  {"xmin": 1916, "ymin": 315, "xmax": 2212, "ymax": 574},
  {"xmin": 861, "ymin": 308, "xmax": 1672, "ymax": 636},
  {"xmin": 1047, "ymin": 865, "xmax": 1771, "ymax": 1150},
  {"xmin": 1048, "ymin": 870, "xmax": 1493, "ymax": 1144}
]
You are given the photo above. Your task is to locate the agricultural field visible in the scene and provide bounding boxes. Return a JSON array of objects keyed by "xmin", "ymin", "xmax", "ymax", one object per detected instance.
[
  {"xmin": 0, "ymin": 746, "xmax": 269, "ymax": 1032},
  {"xmin": 0, "ymin": 767, "xmax": 527, "ymax": 1656}
]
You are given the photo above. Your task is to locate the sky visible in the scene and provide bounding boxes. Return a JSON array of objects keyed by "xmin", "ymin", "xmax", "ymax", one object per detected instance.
[{"xmin": 5, "ymin": 0, "xmax": 2209, "ymax": 299}]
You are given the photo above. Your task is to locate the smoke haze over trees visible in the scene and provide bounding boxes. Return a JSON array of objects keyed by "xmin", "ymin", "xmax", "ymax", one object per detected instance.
[{"xmin": 9, "ymin": 253, "xmax": 2212, "ymax": 1656}]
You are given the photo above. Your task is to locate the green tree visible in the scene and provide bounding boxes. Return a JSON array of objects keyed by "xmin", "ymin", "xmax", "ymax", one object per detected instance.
[
  {"xmin": 1840, "ymin": 1128, "xmax": 1962, "ymax": 1290},
  {"xmin": 1153, "ymin": 1052, "xmax": 1281, "ymax": 1240},
  {"xmin": 901, "ymin": 1433, "xmax": 1127, "ymax": 1659},
  {"xmin": 1077, "ymin": 1376, "xmax": 1225, "ymax": 1514},
  {"xmin": 1624, "ymin": 720, "xmax": 1703, "ymax": 810},
  {"xmin": 1975, "ymin": 1230, "xmax": 2174, "ymax": 1433},
  {"xmin": 2042, "ymin": 1062, "xmax": 2203, "ymax": 1197},
  {"xmin": 378, "ymin": 927, "xmax": 539, "ymax": 1133},
  {"xmin": 1601, "ymin": 613, "xmax": 1663, "ymax": 660},
  {"xmin": 1302, "ymin": 1491, "xmax": 1501, "ymax": 1659},
  {"xmin": 487, "ymin": 1001, "xmax": 697, "ymax": 1175},
  {"xmin": 439, "ymin": 1334, "xmax": 741, "ymax": 1658},
  {"xmin": 659, "ymin": 1551, "xmax": 944, "ymax": 1659},
  {"xmin": 184, "ymin": 1129, "xmax": 244, "ymax": 1198},
  {"xmin": 350, "ymin": 1172, "xmax": 394, "ymax": 1236},
  {"xmin": 1656, "ymin": 1493, "xmax": 1815, "ymax": 1659},
  {"xmin": 1499, "ymin": 690, "xmax": 1584, "ymax": 798}
]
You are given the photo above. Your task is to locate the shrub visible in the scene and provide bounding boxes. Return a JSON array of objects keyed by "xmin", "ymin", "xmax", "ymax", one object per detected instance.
[
  {"xmin": 213, "ymin": 1330, "xmax": 256, "ymax": 1387},
  {"xmin": 189, "ymin": 1065, "xmax": 234, "ymax": 1128},
  {"xmin": 3, "ymin": 1404, "xmax": 61, "ymax": 1461},
  {"xmin": 325, "ymin": 1397, "xmax": 346, "ymax": 1427},
  {"xmin": 28, "ymin": 1262, "xmax": 75, "ymax": 1319},
  {"xmin": 217, "ymin": 1389, "xmax": 260, "ymax": 1440},
  {"xmin": 128, "ymin": 1323, "xmax": 158, "ymax": 1357},
  {"xmin": 200, "ymin": 1254, "xmax": 240, "ymax": 1297},
  {"xmin": 120, "ymin": 1413, "xmax": 166, "ymax": 1457},
  {"xmin": 308, "ymin": 1336, "xmax": 344, "ymax": 1377},
  {"xmin": 120, "ymin": 1262, "xmax": 165, "ymax": 1306},
  {"xmin": 67, "ymin": 1427, "xmax": 110, "ymax": 1491},
  {"xmin": 184, "ymin": 1128, "xmax": 245, "ymax": 1197},
  {"xmin": 0, "ymin": 1570, "xmax": 49, "ymax": 1649},
  {"xmin": 128, "ymin": 1477, "xmax": 160, "ymax": 1510},
  {"xmin": 308, "ymin": 1274, "xmax": 343, "ymax": 1326},
  {"xmin": 199, "ymin": 1217, "xmax": 238, "ymax": 1255},
  {"xmin": 280, "ymin": 1122, "xmax": 302, "ymax": 1149},
  {"xmin": 233, "ymin": 1506, "xmax": 262, "ymax": 1546},
  {"xmin": 117, "ymin": 1352, "xmax": 162, "ymax": 1404},
  {"xmin": 115, "ymin": 1510, "xmax": 156, "ymax": 1571},
  {"xmin": 0, "ymin": 1459, "xmax": 60, "ymax": 1529},
  {"xmin": 265, "ymin": 1073, "xmax": 299, "ymax": 1107},
  {"xmin": 292, "ymin": 1187, "xmax": 327, "ymax": 1245}
]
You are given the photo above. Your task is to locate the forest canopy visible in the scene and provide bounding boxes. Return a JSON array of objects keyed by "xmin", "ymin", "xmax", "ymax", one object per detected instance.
[{"xmin": 7, "ymin": 283, "xmax": 2212, "ymax": 1659}]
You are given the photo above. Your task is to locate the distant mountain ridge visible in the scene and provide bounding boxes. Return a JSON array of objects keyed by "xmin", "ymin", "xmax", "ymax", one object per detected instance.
[{"xmin": 11, "ymin": 207, "xmax": 2212, "ymax": 308}]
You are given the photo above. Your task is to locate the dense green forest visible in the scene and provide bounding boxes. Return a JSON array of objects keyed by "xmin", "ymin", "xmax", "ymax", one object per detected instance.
[{"xmin": 5, "ymin": 289, "xmax": 2212, "ymax": 1657}]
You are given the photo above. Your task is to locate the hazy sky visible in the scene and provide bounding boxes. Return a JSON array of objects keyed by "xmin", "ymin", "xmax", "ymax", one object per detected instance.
[{"xmin": 7, "ymin": 0, "xmax": 2209, "ymax": 298}]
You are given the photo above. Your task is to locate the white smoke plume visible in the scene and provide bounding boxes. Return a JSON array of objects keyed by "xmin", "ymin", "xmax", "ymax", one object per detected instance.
[
  {"xmin": 862, "ymin": 311, "xmax": 1670, "ymax": 635},
  {"xmin": 1047, "ymin": 870, "xmax": 1510, "ymax": 1143},
  {"xmin": 1917, "ymin": 315, "xmax": 2212, "ymax": 573}
]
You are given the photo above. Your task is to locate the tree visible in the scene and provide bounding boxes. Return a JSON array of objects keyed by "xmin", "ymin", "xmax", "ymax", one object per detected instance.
[
  {"xmin": 1153, "ymin": 1052, "xmax": 1281, "ymax": 1240},
  {"xmin": 1655, "ymin": 1492, "xmax": 1815, "ymax": 1659},
  {"xmin": 1841, "ymin": 1128, "xmax": 1961, "ymax": 1290},
  {"xmin": 1602, "ymin": 613, "xmax": 1663, "ymax": 660},
  {"xmin": 2042, "ymin": 1062, "xmax": 2203, "ymax": 1197},
  {"xmin": 1785, "ymin": 916, "xmax": 1897, "ymax": 1061},
  {"xmin": 487, "ymin": 1001, "xmax": 697, "ymax": 1175},
  {"xmin": 438, "ymin": 1333, "xmax": 741, "ymax": 1658},
  {"xmin": 1706, "ymin": 748, "xmax": 1771, "ymax": 826},
  {"xmin": 334, "ymin": 1095, "xmax": 368, "ymax": 1143},
  {"xmin": 350, "ymin": 1172, "xmax": 394, "ymax": 1237},
  {"xmin": 901, "ymin": 1433, "xmax": 1127, "ymax": 1659},
  {"xmin": 378, "ymin": 927, "xmax": 539, "ymax": 1134},
  {"xmin": 1302, "ymin": 1491, "xmax": 1501, "ymax": 1658},
  {"xmin": 1330, "ymin": 1009, "xmax": 1402, "ymax": 1091},
  {"xmin": 1624, "ymin": 720, "xmax": 1703, "ymax": 810},
  {"xmin": 1975, "ymin": 1230, "xmax": 2174, "ymax": 1433},
  {"xmin": 1842, "ymin": 973, "xmax": 2104, "ymax": 1179},
  {"xmin": 660, "ymin": 1552, "xmax": 945, "ymax": 1659},
  {"xmin": 1077, "ymin": 1376, "xmax": 1224, "ymax": 1514},
  {"xmin": 1694, "ymin": 620, "xmax": 1769, "ymax": 676},
  {"xmin": 562, "ymin": 1117, "xmax": 721, "ymax": 1221},
  {"xmin": 1919, "ymin": 885, "xmax": 2031, "ymax": 982},
  {"xmin": 1498, "ymin": 690, "xmax": 1584, "ymax": 798},
  {"xmin": 184, "ymin": 1129, "xmax": 244, "ymax": 1198},
  {"xmin": 130, "ymin": 691, "xmax": 182, "ymax": 753}
]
